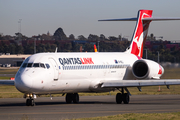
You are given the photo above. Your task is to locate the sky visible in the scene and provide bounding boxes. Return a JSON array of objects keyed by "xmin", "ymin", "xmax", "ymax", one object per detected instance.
[{"xmin": 1, "ymin": 0, "xmax": 180, "ymax": 40}]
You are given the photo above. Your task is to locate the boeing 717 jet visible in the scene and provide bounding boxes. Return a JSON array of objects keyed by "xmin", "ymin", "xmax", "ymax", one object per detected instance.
[{"xmin": 1, "ymin": 10, "xmax": 180, "ymax": 106}]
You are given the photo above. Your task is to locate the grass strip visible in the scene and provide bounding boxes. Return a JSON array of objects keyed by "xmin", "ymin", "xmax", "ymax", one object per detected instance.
[
  {"xmin": 0, "ymin": 68, "xmax": 18, "ymax": 74},
  {"xmin": 70, "ymin": 112, "xmax": 180, "ymax": 120},
  {"xmin": 0, "ymin": 76, "xmax": 12, "ymax": 79}
]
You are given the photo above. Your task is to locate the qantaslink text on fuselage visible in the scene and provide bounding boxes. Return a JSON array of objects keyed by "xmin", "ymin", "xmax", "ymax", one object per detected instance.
[{"xmin": 59, "ymin": 58, "xmax": 94, "ymax": 66}]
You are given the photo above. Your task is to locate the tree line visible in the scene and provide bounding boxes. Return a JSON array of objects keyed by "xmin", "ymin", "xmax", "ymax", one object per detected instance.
[{"xmin": 0, "ymin": 27, "xmax": 180, "ymax": 63}]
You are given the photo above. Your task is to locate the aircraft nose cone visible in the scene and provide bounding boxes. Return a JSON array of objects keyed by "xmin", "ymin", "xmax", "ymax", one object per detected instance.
[{"xmin": 15, "ymin": 73, "xmax": 32, "ymax": 93}]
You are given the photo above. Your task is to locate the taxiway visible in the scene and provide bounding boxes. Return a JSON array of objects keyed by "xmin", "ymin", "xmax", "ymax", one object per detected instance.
[{"xmin": 0, "ymin": 95, "xmax": 180, "ymax": 120}]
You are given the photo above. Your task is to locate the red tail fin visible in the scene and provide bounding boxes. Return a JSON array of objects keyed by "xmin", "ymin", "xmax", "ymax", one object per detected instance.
[
  {"xmin": 129, "ymin": 10, "xmax": 152, "ymax": 57},
  {"xmin": 99, "ymin": 10, "xmax": 153, "ymax": 57}
]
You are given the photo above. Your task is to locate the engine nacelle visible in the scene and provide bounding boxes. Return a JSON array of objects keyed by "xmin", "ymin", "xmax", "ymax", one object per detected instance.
[{"xmin": 132, "ymin": 59, "xmax": 164, "ymax": 79}]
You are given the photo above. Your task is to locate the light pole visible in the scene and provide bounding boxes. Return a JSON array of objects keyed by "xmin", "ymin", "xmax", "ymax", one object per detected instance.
[
  {"xmin": 157, "ymin": 51, "xmax": 159, "ymax": 63},
  {"xmin": 17, "ymin": 19, "xmax": 22, "ymax": 46},
  {"xmin": 18, "ymin": 19, "xmax": 22, "ymax": 33},
  {"xmin": 98, "ymin": 41, "xmax": 100, "ymax": 52},
  {"xmin": 144, "ymin": 49, "xmax": 148, "ymax": 59},
  {"xmin": 34, "ymin": 38, "xmax": 36, "ymax": 54}
]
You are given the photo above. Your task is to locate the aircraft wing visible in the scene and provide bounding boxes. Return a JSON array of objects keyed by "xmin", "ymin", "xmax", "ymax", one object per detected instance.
[
  {"xmin": 101, "ymin": 79, "xmax": 180, "ymax": 88},
  {"xmin": 0, "ymin": 80, "xmax": 15, "ymax": 86}
]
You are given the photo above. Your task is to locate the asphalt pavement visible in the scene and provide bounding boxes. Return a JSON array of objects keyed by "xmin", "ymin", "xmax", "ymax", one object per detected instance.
[{"xmin": 0, "ymin": 95, "xmax": 180, "ymax": 120}]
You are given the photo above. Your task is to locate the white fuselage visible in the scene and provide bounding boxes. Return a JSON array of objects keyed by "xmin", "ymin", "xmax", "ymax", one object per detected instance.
[{"xmin": 14, "ymin": 52, "xmax": 140, "ymax": 94}]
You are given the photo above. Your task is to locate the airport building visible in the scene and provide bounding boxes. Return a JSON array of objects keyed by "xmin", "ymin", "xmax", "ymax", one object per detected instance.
[{"xmin": 0, "ymin": 54, "xmax": 31, "ymax": 67}]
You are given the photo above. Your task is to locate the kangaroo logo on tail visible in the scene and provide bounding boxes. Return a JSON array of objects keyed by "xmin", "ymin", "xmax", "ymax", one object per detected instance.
[{"xmin": 129, "ymin": 10, "xmax": 153, "ymax": 57}]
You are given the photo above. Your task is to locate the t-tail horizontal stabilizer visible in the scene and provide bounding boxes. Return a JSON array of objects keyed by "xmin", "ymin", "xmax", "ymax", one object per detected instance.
[
  {"xmin": 99, "ymin": 17, "xmax": 180, "ymax": 21},
  {"xmin": 99, "ymin": 10, "xmax": 180, "ymax": 58}
]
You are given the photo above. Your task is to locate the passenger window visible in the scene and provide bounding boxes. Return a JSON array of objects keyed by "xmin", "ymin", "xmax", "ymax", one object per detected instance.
[
  {"xmin": 27, "ymin": 63, "xmax": 33, "ymax": 67},
  {"xmin": 22, "ymin": 63, "xmax": 27, "ymax": 68},
  {"xmin": 40, "ymin": 63, "xmax": 45, "ymax": 68},
  {"xmin": 45, "ymin": 64, "xmax": 50, "ymax": 69}
]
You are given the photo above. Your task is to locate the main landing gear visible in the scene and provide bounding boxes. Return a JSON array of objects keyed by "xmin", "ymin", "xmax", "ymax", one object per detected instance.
[
  {"xmin": 116, "ymin": 87, "xmax": 130, "ymax": 104},
  {"xmin": 66, "ymin": 93, "xmax": 79, "ymax": 104}
]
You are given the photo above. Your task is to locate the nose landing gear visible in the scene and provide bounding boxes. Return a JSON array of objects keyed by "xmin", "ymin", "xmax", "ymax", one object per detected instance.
[
  {"xmin": 24, "ymin": 94, "xmax": 35, "ymax": 106},
  {"xmin": 26, "ymin": 98, "xmax": 35, "ymax": 106}
]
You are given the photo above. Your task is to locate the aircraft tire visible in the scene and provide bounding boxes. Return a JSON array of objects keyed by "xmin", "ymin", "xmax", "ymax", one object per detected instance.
[
  {"xmin": 26, "ymin": 99, "xmax": 35, "ymax": 106},
  {"xmin": 116, "ymin": 93, "xmax": 123, "ymax": 104},
  {"xmin": 66, "ymin": 93, "xmax": 73, "ymax": 103},
  {"xmin": 26, "ymin": 99, "xmax": 30, "ymax": 106},
  {"xmin": 122, "ymin": 93, "xmax": 129, "ymax": 104},
  {"xmin": 30, "ymin": 99, "xmax": 35, "ymax": 106},
  {"xmin": 73, "ymin": 93, "xmax": 79, "ymax": 103}
]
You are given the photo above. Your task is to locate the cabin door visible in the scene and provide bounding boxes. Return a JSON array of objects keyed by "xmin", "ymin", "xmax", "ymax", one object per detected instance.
[{"xmin": 49, "ymin": 58, "xmax": 59, "ymax": 81}]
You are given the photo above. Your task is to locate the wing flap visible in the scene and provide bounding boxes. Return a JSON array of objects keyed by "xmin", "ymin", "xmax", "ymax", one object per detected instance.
[
  {"xmin": 101, "ymin": 79, "xmax": 180, "ymax": 88},
  {"xmin": 0, "ymin": 80, "xmax": 15, "ymax": 86}
]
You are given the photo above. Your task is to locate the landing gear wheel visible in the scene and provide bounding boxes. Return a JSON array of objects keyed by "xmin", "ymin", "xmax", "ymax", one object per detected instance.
[
  {"xmin": 72, "ymin": 93, "xmax": 79, "ymax": 103},
  {"xmin": 30, "ymin": 99, "xmax": 35, "ymax": 106},
  {"xmin": 116, "ymin": 93, "xmax": 122, "ymax": 104},
  {"xmin": 26, "ymin": 98, "xmax": 35, "ymax": 106},
  {"xmin": 66, "ymin": 93, "xmax": 79, "ymax": 104},
  {"xmin": 66, "ymin": 93, "xmax": 73, "ymax": 103},
  {"xmin": 122, "ymin": 93, "xmax": 129, "ymax": 104},
  {"xmin": 26, "ymin": 99, "xmax": 30, "ymax": 106}
]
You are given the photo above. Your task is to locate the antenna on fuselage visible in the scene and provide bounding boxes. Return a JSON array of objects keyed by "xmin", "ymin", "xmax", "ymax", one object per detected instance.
[{"xmin": 55, "ymin": 47, "xmax": 58, "ymax": 53}]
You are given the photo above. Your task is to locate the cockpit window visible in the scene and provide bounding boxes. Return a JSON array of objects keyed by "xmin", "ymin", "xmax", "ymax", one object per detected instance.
[
  {"xmin": 45, "ymin": 64, "xmax": 50, "ymax": 69},
  {"xmin": 24, "ymin": 63, "xmax": 46, "ymax": 68},
  {"xmin": 22, "ymin": 63, "xmax": 27, "ymax": 68},
  {"xmin": 33, "ymin": 63, "xmax": 39, "ymax": 67},
  {"xmin": 27, "ymin": 63, "xmax": 33, "ymax": 67},
  {"xmin": 32, "ymin": 63, "xmax": 46, "ymax": 68},
  {"xmin": 40, "ymin": 63, "xmax": 45, "ymax": 68}
]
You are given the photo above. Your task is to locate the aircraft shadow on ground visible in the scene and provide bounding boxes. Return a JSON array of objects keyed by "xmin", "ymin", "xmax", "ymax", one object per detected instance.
[
  {"xmin": 1, "ymin": 100, "xmax": 177, "ymax": 106},
  {"xmin": 0, "ymin": 101, "xmax": 117, "ymax": 106}
]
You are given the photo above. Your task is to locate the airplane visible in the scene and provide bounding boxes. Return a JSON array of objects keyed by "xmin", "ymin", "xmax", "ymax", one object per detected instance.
[{"xmin": 1, "ymin": 9, "xmax": 180, "ymax": 106}]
